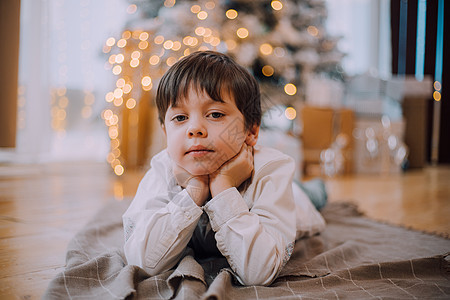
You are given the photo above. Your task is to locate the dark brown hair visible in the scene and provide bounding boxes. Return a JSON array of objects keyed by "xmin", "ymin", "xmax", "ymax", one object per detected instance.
[{"xmin": 156, "ymin": 51, "xmax": 261, "ymax": 129}]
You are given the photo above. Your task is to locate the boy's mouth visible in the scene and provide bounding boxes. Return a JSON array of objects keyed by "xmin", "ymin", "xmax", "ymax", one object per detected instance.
[{"xmin": 185, "ymin": 146, "xmax": 214, "ymax": 156}]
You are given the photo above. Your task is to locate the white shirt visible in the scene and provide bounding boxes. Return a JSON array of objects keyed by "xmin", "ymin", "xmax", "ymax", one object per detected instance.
[{"xmin": 123, "ymin": 146, "xmax": 325, "ymax": 286}]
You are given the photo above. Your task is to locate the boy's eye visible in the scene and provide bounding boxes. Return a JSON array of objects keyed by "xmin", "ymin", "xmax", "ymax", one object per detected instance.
[
  {"xmin": 173, "ymin": 115, "xmax": 187, "ymax": 122},
  {"xmin": 209, "ymin": 112, "xmax": 224, "ymax": 119}
]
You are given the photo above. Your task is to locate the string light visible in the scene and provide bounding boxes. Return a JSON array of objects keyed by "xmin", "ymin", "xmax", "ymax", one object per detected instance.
[
  {"xmin": 154, "ymin": 35, "xmax": 164, "ymax": 44},
  {"xmin": 285, "ymin": 107, "xmax": 297, "ymax": 120},
  {"xmin": 191, "ymin": 5, "xmax": 201, "ymax": 13},
  {"xmin": 104, "ymin": 1, "xmax": 326, "ymax": 176},
  {"xmin": 433, "ymin": 91, "xmax": 441, "ymax": 101},
  {"xmin": 284, "ymin": 83, "xmax": 297, "ymax": 95},
  {"xmin": 307, "ymin": 25, "xmax": 319, "ymax": 37},
  {"xmin": 236, "ymin": 28, "xmax": 249, "ymax": 39},
  {"xmin": 106, "ymin": 37, "xmax": 115, "ymax": 47},
  {"xmin": 271, "ymin": 0, "xmax": 283, "ymax": 11},
  {"xmin": 262, "ymin": 65, "xmax": 274, "ymax": 77},
  {"xmin": 197, "ymin": 11, "xmax": 208, "ymax": 20},
  {"xmin": 260, "ymin": 43, "xmax": 273, "ymax": 55},
  {"xmin": 126, "ymin": 4, "xmax": 137, "ymax": 14},
  {"xmin": 226, "ymin": 9, "xmax": 238, "ymax": 19}
]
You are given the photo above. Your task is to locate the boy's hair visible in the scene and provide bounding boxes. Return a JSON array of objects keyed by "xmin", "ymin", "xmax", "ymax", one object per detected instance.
[{"xmin": 156, "ymin": 51, "xmax": 261, "ymax": 129}]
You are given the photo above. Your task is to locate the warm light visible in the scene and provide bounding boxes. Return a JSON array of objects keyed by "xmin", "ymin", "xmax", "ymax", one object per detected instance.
[
  {"xmin": 191, "ymin": 5, "xmax": 201, "ymax": 13},
  {"xmin": 236, "ymin": 28, "xmax": 249, "ymax": 39},
  {"xmin": 307, "ymin": 26, "xmax": 319, "ymax": 37},
  {"xmin": 195, "ymin": 27, "xmax": 206, "ymax": 36},
  {"xmin": 109, "ymin": 114, "xmax": 119, "ymax": 125},
  {"xmin": 113, "ymin": 97, "xmax": 123, "ymax": 106},
  {"xmin": 141, "ymin": 76, "xmax": 152, "ymax": 86},
  {"xmin": 117, "ymin": 39, "xmax": 127, "ymax": 48},
  {"xmin": 105, "ymin": 92, "xmax": 114, "ymax": 102},
  {"xmin": 262, "ymin": 65, "xmax": 274, "ymax": 77},
  {"xmin": 57, "ymin": 109, "xmax": 66, "ymax": 120},
  {"xmin": 434, "ymin": 81, "xmax": 441, "ymax": 91},
  {"xmin": 143, "ymin": 83, "xmax": 153, "ymax": 91},
  {"xmin": 106, "ymin": 37, "xmax": 115, "ymax": 47},
  {"xmin": 226, "ymin": 9, "xmax": 238, "ymax": 19},
  {"xmin": 163, "ymin": 40, "xmax": 174, "ymax": 49},
  {"xmin": 164, "ymin": 0, "xmax": 175, "ymax": 8},
  {"xmin": 149, "ymin": 55, "xmax": 160, "ymax": 65},
  {"xmin": 123, "ymin": 83, "xmax": 132, "ymax": 94},
  {"xmin": 183, "ymin": 36, "xmax": 193, "ymax": 45},
  {"xmin": 122, "ymin": 31, "xmax": 131, "ymax": 39},
  {"xmin": 112, "ymin": 65, "xmax": 122, "ymax": 75},
  {"xmin": 433, "ymin": 91, "xmax": 441, "ymax": 101},
  {"xmin": 198, "ymin": 45, "xmax": 210, "ymax": 51},
  {"xmin": 111, "ymin": 139, "xmax": 120, "ymax": 149},
  {"xmin": 211, "ymin": 37, "xmax": 220, "ymax": 47},
  {"xmin": 138, "ymin": 40, "xmax": 148, "ymax": 49},
  {"xmin": 271, "ymin": 0, "xmax": 283, "ymax": 10},
  {"xmin": 139, "ymin": 32, "xmax": 149, "ymax": 41},
  {"xmin": 154, "ymin": 35, "xmax": 164, "ymax": 44},
  {"xmin": 190, "ymin": 37, "xmax": 199, "ymax": 46},
  {"xmin": 102, "ymin": 45, "xmax": 111, "ymax": 53},
  {"xmin": 127, "ymin": 4, "xmax": 137, "ymax": 14},
  {"xmin": 115, "ymin": 54, "xmax": 124, "ymax": 64},
  {"xmin": 108, "ymin": 55, "xmax": 116, "ymax": 64},
  {"xmin": 59, "ymin": 96, "xmax": 69, "ymax": 108},
  {"xmin": 113, "ymin": 88, "xmax": 123, "ymax": 98},
  {"xmin": 197, "ymin": 11, "xmax": 208, "ymax": 20},
  {"xmin": 112, "ymin": 148, "xmax": 120, "ymax": 157},
  {"xmin": 204, "ymin": 36, "xmax": 213, "ymax": 44},
  {"xmin": 103, "ymin": 109, "xmax": 113, "ymax": 120},
  {"xmin": 260, "ymin": 43, "xmax": 273, "ymax": 55},
  {"xmin": 126, "ymin": 98, "xmax": 137, "ymax": 109},
  {"xmin": 106, "ymin": 152, "xmax": 115, "ymax": 163},
  {"xmin": 131, "ymin": 51, "xmax": 141, "ymax": 59},
  {"xmin": 130, "ymin": 59, "xmax": 139, "ymax": 68},
  {"xmin": 172, "ymin": 41, "xmax": 182, "ymax": 51},
  {"xmin": 285, "ymin": 107, "xmax": 297, "ymax": 120},
  {"xmin": 116, "ymin": 78, "xmax": 125, "ymax": 88},
  {"xmin": 184, "ymin": 48, "xmax": 191, "ymax": 56},
  {"xmin": 203, "ymin": 28, "xmax": 212, "ymax": 37},
  {"xmin": 284, "ymin": 83, "xmax": 297, "ymax": 95},
  {"xmin": 166, "ymin": 57, "xmax": 177, "ymax": 66},
  {"xmin": 57, "ymin": 87, "xmax": 67, "ymax": 96},
  {"xmin": 111, "ymin": 158, "xmax": 120, "ymax": 167},
  {"xmin": 114, "ymin": 165, "xmax": 124, "ymax": 176}
]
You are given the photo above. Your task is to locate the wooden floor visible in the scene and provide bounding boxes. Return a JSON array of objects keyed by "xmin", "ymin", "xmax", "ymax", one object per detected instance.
[{"xmin": 0, "ymin": 162, "xmax": 449, "ymax": 299}]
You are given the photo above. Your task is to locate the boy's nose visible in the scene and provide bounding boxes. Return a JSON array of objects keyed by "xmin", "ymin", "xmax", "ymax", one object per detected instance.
[{"xmin": 187, "ymin": 123, "xmax": 207, "ymax": 137}]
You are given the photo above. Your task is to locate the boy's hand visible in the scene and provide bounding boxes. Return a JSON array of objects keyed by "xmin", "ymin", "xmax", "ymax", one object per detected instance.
[
  {"xmin": 172, "ymin": 163, "xmax": 210, "ymax": 206},
  {"xmin": 209, "ymin": 144, "xmax": 254, "ymax": 197}
]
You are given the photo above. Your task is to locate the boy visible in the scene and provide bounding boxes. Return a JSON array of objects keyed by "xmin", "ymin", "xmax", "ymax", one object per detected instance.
[{"xmin": 122, "ymin": 51, "xmax": 326, "ymax": 286}]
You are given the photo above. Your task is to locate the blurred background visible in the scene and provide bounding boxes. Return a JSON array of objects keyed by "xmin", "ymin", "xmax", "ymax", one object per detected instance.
[
  {"xmin": 0, "ymin": 0, "xmax": 448, "ymax": 177},
  {"xmin": 0, "ymin": 1, "xmax": 448, "ymax": 297}
]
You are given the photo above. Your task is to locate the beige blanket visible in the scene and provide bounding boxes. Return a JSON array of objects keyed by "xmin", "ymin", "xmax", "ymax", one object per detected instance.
[{"xmin": 44, "ymin": 200, "xmax": 450, "ymax": 299}]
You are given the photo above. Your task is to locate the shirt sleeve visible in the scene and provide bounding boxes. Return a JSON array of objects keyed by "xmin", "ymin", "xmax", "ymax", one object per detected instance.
[
  {"xmin": 122, "ymin": 153, "xmax": 203, "ymax": 276},
  {"xmin": 203, "ymin": 155, "xmax": 297, "ymax": 286}
]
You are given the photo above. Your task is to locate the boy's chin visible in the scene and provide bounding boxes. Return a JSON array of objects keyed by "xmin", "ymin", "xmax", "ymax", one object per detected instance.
[{"xmin": 185, "ymin": 165, "xmax": 218, "ymax": 176}]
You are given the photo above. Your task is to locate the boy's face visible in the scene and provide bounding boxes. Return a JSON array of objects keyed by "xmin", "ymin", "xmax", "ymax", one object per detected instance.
[{"xmin": 163, "ymin": 87, "xmax": 258, "ymax": 176}]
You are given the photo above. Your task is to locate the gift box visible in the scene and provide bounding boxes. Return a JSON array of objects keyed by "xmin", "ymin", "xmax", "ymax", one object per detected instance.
[{"xmin": 300, "ymin": 106, "xmax": 354, "ymax": 176}]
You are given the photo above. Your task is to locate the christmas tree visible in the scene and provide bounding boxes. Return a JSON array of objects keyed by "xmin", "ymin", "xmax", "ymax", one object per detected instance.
[{"xmin": 102, "ymin": 0, "xmax": 344, "ymax": 174}]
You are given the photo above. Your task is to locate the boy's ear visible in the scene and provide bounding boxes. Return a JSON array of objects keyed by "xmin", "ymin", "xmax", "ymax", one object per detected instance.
[
  {"xmin": 245, "ymin": 124, "xmax": 259, "ymax": 146},
  {"xmin": 161, "ymin": 123, "xmax": 166, "ymax": 135}
]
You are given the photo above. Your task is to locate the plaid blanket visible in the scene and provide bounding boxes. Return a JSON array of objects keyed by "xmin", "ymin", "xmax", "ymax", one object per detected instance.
[{"xmin": 44, "ymin": 200, "xmax": 450, "ymax": 299}]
